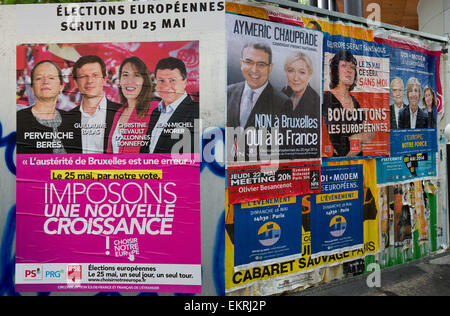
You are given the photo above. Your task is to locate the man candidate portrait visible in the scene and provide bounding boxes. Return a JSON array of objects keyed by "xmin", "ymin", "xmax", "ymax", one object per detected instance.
[
  {"xmin": 69, "ymin": 55, "xmax": 121, "ymax": 153},
  {"xmin": 227, "ymin": 42, "xmax": 291, "ymax": 161},
  {"xmin": 390, "ymin": 77, "xmax": 406, "ymax": 130},
  {"xmin": 140, "ymin": 57, "xmax": 199, "ymax": 154}
]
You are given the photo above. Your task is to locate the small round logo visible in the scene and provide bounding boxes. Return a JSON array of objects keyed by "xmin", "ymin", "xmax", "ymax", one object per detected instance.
[
  {"xmin": 258, "ymin": 222, "xmax": 281, "ymax": 247},
  {"xmin": 329, "ymin": 215, "xmax": 347, "ymax": 237}
]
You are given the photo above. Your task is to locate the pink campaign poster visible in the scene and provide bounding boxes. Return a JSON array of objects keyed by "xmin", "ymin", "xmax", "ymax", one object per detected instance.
[{"xmin": 15, "ymin": 42, "xmax": 201, "ymax": 293}]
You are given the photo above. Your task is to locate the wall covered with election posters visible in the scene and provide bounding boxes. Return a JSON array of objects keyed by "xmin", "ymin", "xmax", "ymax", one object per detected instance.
[
  {"xmin": 0, "ymin": 0, "xmax": 449, "ymax": 297},
  {"xmin": 224, "ymin": 0, "xmax": 448, "ymax": 296}
]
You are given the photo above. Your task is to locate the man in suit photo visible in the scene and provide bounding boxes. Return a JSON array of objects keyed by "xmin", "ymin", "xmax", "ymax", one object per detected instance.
[
  {"xmin": 227, "ymin": 42, "xmax": 291, "ymax": 161},
  {"xmin": 141, "ymin": 57, "xmax": 199, "ymax": 154},
  {"xmin": 69, "ymin": 55, "xmax": 121, "ymax": 153},
  {"xmin": 390, "ymin": 77, "xmax": 407, "ymax": 130}
]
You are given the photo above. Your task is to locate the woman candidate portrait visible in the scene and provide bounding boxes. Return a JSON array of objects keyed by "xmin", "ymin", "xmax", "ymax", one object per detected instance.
[
  {"xmin": 17, "ymin": 60, "xmax": 79, "ymax": 154},
  {"xmin": 107, "ymin": 56, "xmax": 154, "ymax": 153},
  {"xmin": 398, "ymin": 77, "xmax": 428, "ymax": 129},
  {"xmin": 422, "ymin": 84, "xmax": 437, "ymax": 129},
  {"xmin": 281, "ymin": 51, "xmax": 320, "ymax": 158},
  {"xmin": 281, "ymin": 51, "xmax": 320, "ymax": 118},
  {"xmin": 322, "ymin": 49, "xmax": 374, "ymax": 157}
]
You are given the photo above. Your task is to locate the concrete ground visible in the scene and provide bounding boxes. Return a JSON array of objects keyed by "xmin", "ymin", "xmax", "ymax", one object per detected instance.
[{"xmin": 292, "ymin": 250, "xmax": 450, "ymax": 296}]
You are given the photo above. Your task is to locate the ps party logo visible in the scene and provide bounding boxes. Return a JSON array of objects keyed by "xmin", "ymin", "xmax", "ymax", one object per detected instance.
[{"xmin": 24, "ymin": 265, "xmax": 43, "ymax": 280}]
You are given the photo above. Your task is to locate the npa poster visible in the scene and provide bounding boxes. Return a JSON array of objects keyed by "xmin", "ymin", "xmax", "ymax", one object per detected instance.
[
  {"xmin": 376, "ymin": 153, "xmax": 437, "ymax": 186},
  {"xmin": 233, "ymin": 196, "xmax": 302, "ymax": 271},
  {"xmin": 14, "ymin": 0, "xmax": 226, "ymax": 293},
  {"xmin": 322, "ymin": 33, "xmax": 390, "ymax": 158},
  {"xmin": 310, "ymin": 165, "xmax": 364, "ymax": 258},
  {"xmin": 226, "ymin": 13, "xmax": 323, "ymax": 162},
  {"xmin": 375, "ymin": 32, "xmax": 441, "ymax": 155},
  {"xmin": 227, "ymin": 160, "xmax": 321, "ymax": 204}
]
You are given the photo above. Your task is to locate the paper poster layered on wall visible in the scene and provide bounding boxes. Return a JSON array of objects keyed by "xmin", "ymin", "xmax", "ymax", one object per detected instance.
[
  {"xmin": 225, "ymin": 0, "xmax": 375, "ymax": 42},
  {"xmin": 310, "ymin": 165, "xmax": 364, "ymax": 258},
  {"xmin": 376, "ymin": 153, "xmax": 437, "ymax": 186},
  {"xmin": 225, "ymin": 160, "xmax": 379, "ymax": 293},
  {"xmin": 14, "ymin": 0, "xmax": 227, "ymax": 293},
  {"xmin": 374, "ymin": 32, "xmax": 441, "ymax": 155},
  {"xmin": 378, "ymin": 181, "xmax": 437, "ymax": 268},
  {"xmin": 233, "ymin": 196, "xmax": 302, "ymax": 271},
  {"xmin": 322, "ymin": 33, "xmax": 390, "ymax": 158},
  {"xmin": 300, "ymin": 15, "xmax": 373, "ymax": 41},
  {"xmin": 226, "ymin": 13, "xmax": 323, "ymax": 162}
]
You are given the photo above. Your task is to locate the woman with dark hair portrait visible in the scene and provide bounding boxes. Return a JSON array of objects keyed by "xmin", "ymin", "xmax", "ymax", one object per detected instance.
[
  {"xmin": 322, "ymin": 49, "xmax": 374, "ymax": 157},
  {"xmin": 422, "ymin": 85, "xmax": 437, "ymax": 129},
  {"xmin": 107, "ymin": 56, "xmax": 155, "ymax": 153},
  {"xmin": 17, "ymin": 60, "xmax": 78, "ymax": 154}
]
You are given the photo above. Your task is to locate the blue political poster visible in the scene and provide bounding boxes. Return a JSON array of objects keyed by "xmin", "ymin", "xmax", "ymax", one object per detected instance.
[
  {"xmin": 234, "ymin": 196, "xmax": 302, "ymax": 271},
  {"xmin": 375, "ymin": 34, "xmax": 441, "ymax": 155},
  {"xmin": 376, "ymin": 153, "xmax": 437, "ymax": 185},
  {"xmin": 390, "ymin": 129, "xmax": 437, "ymax": 155},
  {"xmin": 310, "ymin": 165, "xmax": 364, "ymax": 258}
]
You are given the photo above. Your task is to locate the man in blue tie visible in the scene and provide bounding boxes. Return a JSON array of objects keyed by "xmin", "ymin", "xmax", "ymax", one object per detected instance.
[{"xmin": 227, "ymin": 42, "xmax": 291, "ymax": 161}]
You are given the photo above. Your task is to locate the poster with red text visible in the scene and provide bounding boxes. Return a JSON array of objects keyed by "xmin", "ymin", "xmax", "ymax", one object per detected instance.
[
  {"xmin": 322, "ymin": 33, "xmax": 390, "ymax": 158},
  {"xmin": 227, "ymin": 160, "xmax": 321, "ymax": 204}
]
